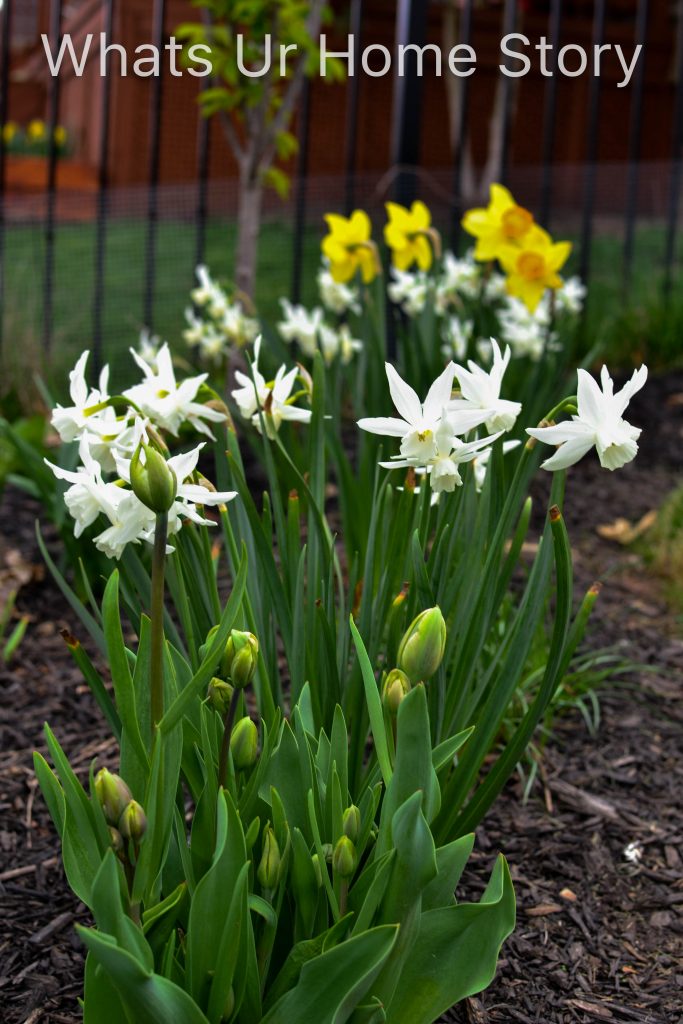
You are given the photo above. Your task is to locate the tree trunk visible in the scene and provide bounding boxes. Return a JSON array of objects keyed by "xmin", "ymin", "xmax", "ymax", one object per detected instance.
[{"xmin": 235, "ymin": 167, "xmax": 263, "ymax": 299}]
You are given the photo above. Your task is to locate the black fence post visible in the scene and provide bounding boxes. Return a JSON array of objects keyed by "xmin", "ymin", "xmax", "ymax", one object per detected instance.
[
  {"xmin": 664, "ymin": 3, "xmax": 683, "ymax": 297},
  {"xmin": 390, "ymin": 0, "xmax": 430, "ymax": 207},
  {"xmin": 194, "ymin": 82, "xmax": 212, "ymax": 273},
  {"xmin": 539, "ymin": 0, "xmax": 562, "ymax": 229},
  {"xmin": 622, "ymin": 0, "xmax": 649, "ymax": 294},
  {"xmin": 143, "ymin": 0, "xmax": 167, "ymax": 331},
  {"xmin": 43, "ymin": 0, "xmax": 64, "ymax": 356},
  {"xmin": 291, "ymin": 77, "xmax": 311, "ymax": 304},
  {"xmin": 0, "ymin": 0, "xmax": 13, "ymax": 355},
  {"xmin": 343, "ymin": 0, "xmax": 363, "ymax": 215},
  {"xmin": 92, "ymin": 0, "xmax": 115, "ymax": 377},
  {"xmin": 578, "ymin": 0, "xmax": 607, "ymax": 288},
  {"xmin": 498, "ymin": 0, "xmax": 517, "ymax": 188}
]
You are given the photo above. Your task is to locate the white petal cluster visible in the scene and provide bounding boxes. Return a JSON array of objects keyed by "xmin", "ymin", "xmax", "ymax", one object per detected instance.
[
  {"xmin": 527, "ymin": 365, "xmax": 647, "ymax": 472},
  {"xmin": 387, "ymin": 267, "xmax": 431, "ymax": 318},
  {"xmin": 318, "ymin": 264, "xmax": 361, "ymax": 315},
  {"xmin": 47, "ymin": 347, "xmax": 236, "ymax": 558},
  {"xmin": 498, "ymin": 297, "xmax": 553, "ymax": 363},
  {"xmin": 277, "ymin": 294, "xmax": 363, "ymax": 367},
  {"xmin": 441, "ymin": 316, "xmax": 473, "ymax": 362},
  {"xmin": 185, "ymin": 265, "xmax": 259, "ymax": 364},
  {"xmin": 231, "ymin": 336, "xmax": 313, "ymax": 438},
  {"xmin": 434, "ymin": 251, "xmax": 482, "ymax": 312},
  {"xmin": 449, "ymin": 340, "xmax": 522, "ymax": 433}
]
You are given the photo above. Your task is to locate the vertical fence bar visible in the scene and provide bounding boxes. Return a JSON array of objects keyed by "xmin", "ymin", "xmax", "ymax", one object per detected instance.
[
  {"xmin": 43, "ymin": 0, "xmax": 64, "ymax": 355},
  {"xmin": 538, "ymin": 0, "xmax": 562, "ymax": 228},
  {"xmin": 391, "ymin": 0, "xmax": 430, "ymax": 207},
  {"xmin": 622, "ymin": 0, "xmax": 649, "ymax": 293},
  {"xmin": 291, "ymin": 77, "xmax": 311, "ymax": 304},
  {"xmin": 343, "ymin": 0, "xmax": 363, "ymax": 214},
  {"xmin": 0, "ymin": 0, "xmax": 13, "ymax": 353},
  {"xmin": 663, "ymin": 5, "xmax": 683, "ymax": 297},
  {"xmin": 498, "ymin": 0, "xmax": 517, "ymax": 187},
  {"xmin": 92, "ymin": 0, "xmax": 115, "ymax": 377},
  {"xmin": 578, "ymin": 0, "xmax": 607, "ymax": 287},
  {"xmin": 143, "ymin": 0, "xmax": 167, "ymax": 330},
  {"xmin": 194, "ymin": 82, "xmax": 212, "ymax": 272},
  {"xmin": 450, "ymin": 0, "xmax": 474, "ymax": 252}
]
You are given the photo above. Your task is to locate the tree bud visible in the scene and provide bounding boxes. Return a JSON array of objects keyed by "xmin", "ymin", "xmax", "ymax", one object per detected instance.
[
  {"xmin": 230, "ymin": 716, "xmax": 259, "ymax": 770},
  {"xmin": 397, "ymin": 606, "xmax": 446, "ymax": 682},
  {"xmin": 382, "ymin": 668, "xmax": 411, "ymax": 715},
  {"xmin": 207, "ymin": 677, "xmax": 234, "ymax": 716},
  {"xmin": 332, "ymin": 835, "xmax": 357, "ymax": 879},
  {"xmin": 95, "ymin": 768, "xmax": 133, "ymax": 826},
  {"xmin": 130, "ymin": 441, "xmax": 177, "ymax": 514},
  {"xmin": 118, "ymin": 800, "xmax": 148, "ymax": 842},
  {"xmin": 342, "ymin": 804, "xmax": 361, "ymax": 843},
  {"xmin": 223, "ymin": 630, "xmax": 258, "ymax": 689},
  {"xmin": 257, "ymin": 825, "xmax": 281, "ymax": 890}
]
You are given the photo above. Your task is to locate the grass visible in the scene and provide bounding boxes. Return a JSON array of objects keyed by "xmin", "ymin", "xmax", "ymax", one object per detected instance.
[{"xmin": 2, "ymin": 214, "xmax": 683, "ymax": 405}]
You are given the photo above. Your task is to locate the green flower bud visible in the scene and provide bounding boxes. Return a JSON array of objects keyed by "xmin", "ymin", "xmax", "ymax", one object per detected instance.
[
  {"xmin": 230, "ymin": 716, "xmax": 259, "ymax": 770},
  {"xmin": 207, "ymin": 677, "xmax": 234, "ymax": 716},
  {"xmin": 332, "ymin": 835, "xmax": 357, "ymax": 879},
  {"xmin": 118, "ymin": 800, "xmax": 148, "ymax": 842},
  {"xmin": 95, "ymin": 768, "xmax": 133, "ymax": 826},
  {"xmin": 321, "ymin": 842, "xmax": 334, "ymax": 864},
  {"xmin": 130, "ymin": 441, "xmax": 177, "ymax": 514},
  {"xmin": 257, "ymin": 825, "xmax": 281, "ymax": 890},
  {"xmin": 382, "ymin": 668, "xmax": 411, "ymax": 715},
  {"xmin": 109, "ymin": 826, "xmax": 124, "ymax": 857},
  {"xmin": 397, "ymin": 606, "xmax": 446, "ymax": 683},
  {"xmin": 311, "ymin": 853, "xmax": 323, "ymax": 888},
  {"xmin": 342, "ymin": 804, "xmax": 361, "ymax": 843},
  {"xmin": 221, "ymin": 987, "xmax": 235, "ymax": 1022},
  {"xmin": 222, "ymin": 630, "xmax": 258, "ymax": 689}
]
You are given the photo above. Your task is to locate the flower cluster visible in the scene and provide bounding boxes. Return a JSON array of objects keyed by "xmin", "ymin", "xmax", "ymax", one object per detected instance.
[
  {"xmin": 184, "ymin": 265, "xmax": 259, "ymax": 365},
  {"xmin": 231, "ymin": 336, "xmax": 313, "ymax": 437},
  {"xmin": 278, "ymin": 296, "xmax": 363, "ymax": 366},
  {"xmin": 47, "ymin": 346, "xmax": 235, "ymax": 558},
  {"xmin": 463, "ymin": 184, "xmax": 572, "ymax": 312}
]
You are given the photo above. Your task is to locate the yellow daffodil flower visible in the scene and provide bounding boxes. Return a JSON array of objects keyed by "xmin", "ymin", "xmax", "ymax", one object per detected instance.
[
  {"xmin": 384, "ymin": 200, "xmax": 440, "ymax": 272},
  {"xmin": 462, "ymin": 184, "xmax": 534, "ymax": 262},
  {"xmin": 322, "ymin": 210, "xmax": 380, "ymax": 284},
  {"xmin": 499, "ymin": 225, "xmax": 572, "ymax": 312},
  {"xmin": 27, "ymin": 119, "xmax": 46, "ymax": 141},
  {"xmin": 54, "ymin": 125, "xmax": 67, "ymax": 146},
  {"xmin": 2, "ymin": 122, "xmax": 17, "ymax": 144}
]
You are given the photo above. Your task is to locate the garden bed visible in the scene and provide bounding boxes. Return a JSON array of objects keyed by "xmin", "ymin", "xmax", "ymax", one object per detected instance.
[{"xmin": 1, "ymin": 372, "xmax": 682, "ymax": 1024}]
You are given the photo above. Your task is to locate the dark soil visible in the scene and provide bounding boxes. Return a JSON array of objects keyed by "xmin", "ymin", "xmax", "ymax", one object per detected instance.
[{"xmin": 1, "ymin": 371, "xmax": 682, "ymax": 1024}]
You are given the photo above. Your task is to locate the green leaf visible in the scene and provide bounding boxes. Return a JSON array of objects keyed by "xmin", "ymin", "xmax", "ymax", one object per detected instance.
[
  {"xmin": 260, "ymin": 926, "xmax": 399, "ymax": 1024},
  {"xmin": 349, "ymin": 617, "xmax": 392, "ymax": 788},
  {"xmin": 78, "ymin": 927, "xmax": 210, "ymax": 1024},
  {"xmin": 386, "ymin": 854, "xmax": 516, "ymax": 1023}
]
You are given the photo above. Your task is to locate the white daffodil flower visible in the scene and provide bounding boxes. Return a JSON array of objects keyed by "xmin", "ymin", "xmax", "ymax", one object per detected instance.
[
  {"xmin": 472, "ymin": 440, "xmax": 521, "ymax": 493},
  {"xmin": 435, "ymin": 251, "xmax": 480, "ymax": 312},
  {"xmin": 556, "ymin": 276, "xmax": 586, "ymax": 316},
  {"xmin": 46, "ymin": 434, "xmax": 127, "ymax": 538},
  {"xmin": 124, "ymin": 343, "xmax": 227, "ymax": 439},
  {"xmin": 358, "ymin": 363, "xmax": 489, "ymax": 461},
  {"xmin": 387, "ymin": 268, "xmax": 430, "ymax": 318},
  {"xmin": 277, "ymin": 299, "xmax": 324, "ymax": 357},
  {"xmin": 527, "ymin": 364, "xmax": 647, "ymax": 472},
  {"xmin": 441, "ymin": 316, "xmax": 472, "ymax": 362},
  {"xmin": 338, "ymin": 324, "xmax": 363, "ymax": 365},
  {"xmin": 183, "ymin": 308, "xmax": 209, "ymax": 349},
  {"xmin": 450, "ymin": 339, "xmax": 522, "ymax": 433},
  {"xmin": 191, "ymin": 265, "xmax": 230, "ymax": 321},
  {"xmin": 52, "ymin": 351, "xmax": 112, "ymax": 443},
  {"xmin": 231, "ymin": 337, "xmax": 312, "ymax": 436},
  {"xmin": 317, "ymin": 265, "xmax": 361, "ymax": 315},
  {"xmin": 380, "ymin": 417, "xmax": 503, "ymax": 493},
  {"xmin": 137, "ymin": 328, "xmax": 161, "ymax": 368}
]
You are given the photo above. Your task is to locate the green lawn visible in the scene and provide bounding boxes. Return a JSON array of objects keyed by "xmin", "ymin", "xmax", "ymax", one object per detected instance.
[{"xmin": 2, "ymin": 215, "xmax": 682, "ymax": 406}]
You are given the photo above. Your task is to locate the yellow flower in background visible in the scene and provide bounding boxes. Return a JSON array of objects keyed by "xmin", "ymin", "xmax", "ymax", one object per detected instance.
[
  {"xmin": 322, "ymin": 210, "xmax": 380, "ymax": 284},
  {"xmin": 462, "ymin": 184, "xmax": 534, "ymax": 262},
  {"xmin": 54, "ymin": 125, "xmax": 67, "ymax": 146},
  {"xmin": 2, "ymin": 122, "xmax": 17, "ymax": 144},
  {"xmin": 499, "ymin": 225, "xmax": 572, "ymax": 312},
  {"xmin": 27, "ymin": 119, "xmax": 46, "ymax": 141},
  {"xmin": 384, "ymin": 200, "xmax": 440, "ymax": 272}
]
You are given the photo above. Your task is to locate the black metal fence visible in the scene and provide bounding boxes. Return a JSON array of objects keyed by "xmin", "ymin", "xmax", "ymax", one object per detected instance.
[{"xmin": 0, "ymin": 0, "xmax": 681, "ymax": 381}]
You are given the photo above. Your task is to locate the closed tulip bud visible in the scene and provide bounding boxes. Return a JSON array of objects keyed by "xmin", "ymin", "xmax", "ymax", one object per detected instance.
[
  {"xmin": 207, "ymin": 677, "xmax": 234, "ymax": 716},
  {"xmin": 397, "ymin": 606, "xmax": 446, "ymax": 682},
  {"xmin": 332, "ymin": 835, "xmax": 357, "ymax": 879},
  {"xmin": 130, "ymin": 442, "xmax": 177, "ymax": 514},
  {"xmin": 382, "ymin": 668, "xmax": 411, "ymax": 715},
  {"xmin": 342, "ymin": 804, "xmax": 361, "ymax": 843},
  {"xmin": 95, "ymin": 768, "xmax": 133, "ymax": 826},
  {"xmin": 118, "ymin": 800, "xmax": 147, "ymax": 842},
  {"xmin": 311, "ymin": 853, "xmax": 323, "ymax": 888},
  {"xmin": 221, "ymin": 987, "xmax": 235, "ymax": 1022},
  {"xmin": 257, "ymin": 826, "xmax": 281, "ymax": 891},
  {"xmin": 109, "ymin": 826, "xmax": 124, "ymax": 857},
  {"xmin": 230, "ymin": 716, "xmax": 259, "ymax": 769},
  {"xmin": 223, "ymin": 630, "xmax": 258, "ymax": 689}
]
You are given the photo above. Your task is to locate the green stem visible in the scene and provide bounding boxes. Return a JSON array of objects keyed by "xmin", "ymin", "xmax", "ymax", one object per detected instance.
[
  {"xmin": 150, "ymin": 511, "xmax": 168, "ymax": 731},
  {"xmin": 218, "ymin": 687, "xmax": 241, "ymax": 790}
]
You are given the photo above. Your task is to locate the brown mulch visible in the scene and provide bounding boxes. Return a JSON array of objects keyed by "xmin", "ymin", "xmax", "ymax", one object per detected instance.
[{"xmin": 1, "ymin": 372, "xmax": 682, "ymax": 1024}]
